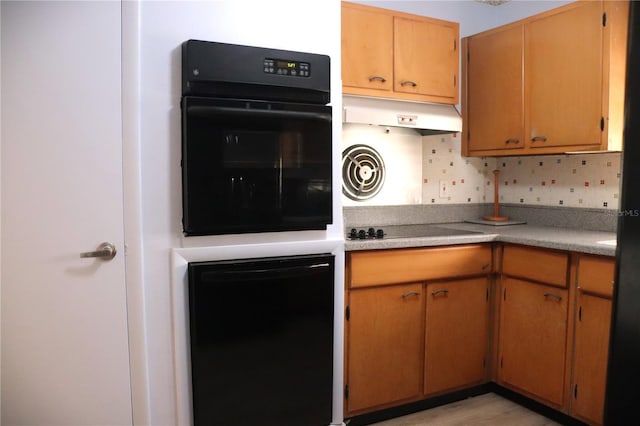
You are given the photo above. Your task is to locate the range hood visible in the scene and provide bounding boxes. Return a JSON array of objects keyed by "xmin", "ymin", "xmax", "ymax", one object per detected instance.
[{"xmin": 342, "ymin": 95, "xmax": 462, "ymax": 135}]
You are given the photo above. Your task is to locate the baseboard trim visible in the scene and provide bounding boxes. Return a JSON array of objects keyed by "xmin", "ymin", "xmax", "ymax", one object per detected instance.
[
  {"xmin": 490, "ymin": 383, "xmax": 588, "ymax": 426},
  {"xmin": 344, "ymin": 382, "xmax": 589, "ymax": 426},
  {"xmin": 344, "ymin": 384, "xmax": 491, "ymax": 426}
]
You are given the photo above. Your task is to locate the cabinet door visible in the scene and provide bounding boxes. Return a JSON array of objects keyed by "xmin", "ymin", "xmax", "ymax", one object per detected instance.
[
  {"xmin": 572, "ymin": 293, "xmax": 611, "ymax": 426},
  {"xmin": 341, "ymin": 3, "xmax": 393, "ymax": 93},
  {"xmin": 394, "ymin": 16, "xmax": 458, "ymax": 103},
  {"xmin": 346, "ymin": 283, "xmax": 424, "ymax": 414},
  {"xmin": 424, "ymin": 278, "xmax": 489, "ymax": 395},
  {"xmin": 526, "ymin": 1, "xmax": 603, "ymax": 149},
  {"xmin": 499, "ymin": 277, "xmax": 568, "ymax": 407},
  {"xmin": 467, "ymin": 25, "xmax": 524, "ymax": 153}
]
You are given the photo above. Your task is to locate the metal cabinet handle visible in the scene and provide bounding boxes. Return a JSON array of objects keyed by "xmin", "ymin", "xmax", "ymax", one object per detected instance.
[
  {"xmin": 368, "ymin": 75, "xmax": 387, "ymax": 83},
  {"xmin": 80, "ymin": 242, "xmax": 117, "ymax": 260},
  {"xmin": 531, "ymin": 135, "xmax": 548, "ymax": 142},
  {"xmin": 482, "ymin": 263, "xmax": 491, "ymax": 270},
  {"xmin": 400, "ymin": 80, "xmax": 417, "ymax": 87},
  {"xmin": 401, "ymin": 291, "xmax": 420, "ymax": 299},
  {"xmin": 505, "ymin": 138, "xmax": 520, "ymax": 144},
  {"xmin": 543, "ymin": 292, "xmax": 562, "ymax": 301},
  {"xmin": 431, "ymin": 289, "xmax": 449, "ymax": 297}
]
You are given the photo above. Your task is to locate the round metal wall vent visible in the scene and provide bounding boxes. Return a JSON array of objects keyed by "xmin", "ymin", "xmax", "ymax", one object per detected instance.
[{"xmin": 342, "ymin": 144, "xmax": 386, "ymax": 201}]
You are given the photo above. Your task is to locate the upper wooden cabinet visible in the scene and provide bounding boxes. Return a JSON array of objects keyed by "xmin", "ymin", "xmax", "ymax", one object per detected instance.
[
  {"xmin": 462, "ymin": 0, "xmax": 629, "ymax": 157},
  {"xmin": 341, "ymin": 3, "xmax": 393, "ymax": 94},
  {"xmin": 465, "ymin": 25, "xmax": 524, "ymax": 153},
  {"xmin": 342, "ymin": 2, "xmax": 459, "ymax": 104}
]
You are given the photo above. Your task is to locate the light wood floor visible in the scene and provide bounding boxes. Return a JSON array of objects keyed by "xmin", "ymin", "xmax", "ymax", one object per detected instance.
[{"xmin": 369, "ymin": 393, "xmax": 561, "ymax": 426}]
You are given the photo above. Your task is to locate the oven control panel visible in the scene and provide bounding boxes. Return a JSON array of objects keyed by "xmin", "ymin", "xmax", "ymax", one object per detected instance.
[{"xmin": 264, "ymin": 58, "xmax": 311, "ymax": 77}]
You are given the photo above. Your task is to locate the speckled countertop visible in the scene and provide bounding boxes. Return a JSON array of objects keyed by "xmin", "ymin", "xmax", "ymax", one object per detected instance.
[{"xmin": 344, "ymin": 222, "xmax": 617, "ymax": 257}]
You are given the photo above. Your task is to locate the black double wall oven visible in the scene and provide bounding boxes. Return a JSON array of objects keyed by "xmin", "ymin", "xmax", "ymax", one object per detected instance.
[
  {"xmin": 181, "ymin": 39, "xmax": 333, "ymax": 236},
  {"xmin": 181, "ymin": 40, "xmax": 335, "ymax": 426}
]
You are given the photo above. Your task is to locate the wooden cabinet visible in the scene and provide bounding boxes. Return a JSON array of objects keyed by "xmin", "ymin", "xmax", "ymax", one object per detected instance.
[
  {"xmin": 464, "ymin": 25, "xmax": 524, "ymax": 153},
  {"xmin": 462, "ymin": 0, "xmax": 629, "ymax": 157},
  {"xmin": 346, "ymin": 283, "xmax": 424, "ymax": 414},
  {"xmin": 570, "ymin": 255, "xmax": 615, "ymax": 426},
  {"xmin": 526, "ymin": 1, "xmax": 603, "ymax": 152},
  {"xmin": 342, "ymin": 2, "xmax": 459, "ymax": 104},
  {"xmin": 346, "ymin": 241, "xmax": 615, "ymax": 423},
  {"xmin": 350, "ymin": 244, "xmax": 492, "ymax": 288},
  {"xmin": 424, "ymin": 278, "xmax": 489, "ymax": 396},
  {"xmin": 499, "ymin": 277, "xmax": 569, "ymax": 407},
  {"xmin": 341, "ymin": 3, "xmax": 393, "ymax": 94},
  {"xmin": 345, "ymin": 245, "xmax": 491, "ymax": 416},
  {"xmin": 498, "ymin": 245, "xmax": 570, "ymax": 408}
]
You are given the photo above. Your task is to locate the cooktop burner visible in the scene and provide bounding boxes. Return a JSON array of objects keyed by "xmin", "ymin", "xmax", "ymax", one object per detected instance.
[{"xmin": 346, "ymin": 224, "xmax": 482, "ymax": 240}]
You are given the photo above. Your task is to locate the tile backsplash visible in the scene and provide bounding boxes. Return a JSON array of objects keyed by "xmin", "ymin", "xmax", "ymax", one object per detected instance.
[
  {"xmin": 422, "ymin": 133, "xmax": 621, "ymax": 210},
  {"xmin": 422, "ymin": 133, "xmax": 489, "ymax": 204},
  {"xmin": 342, "ymin": 127, "xmax": 622, "ymax": 210},
  {"xmin": 496, "ymin": 153, "xmax": 621, "ymax": 209}
]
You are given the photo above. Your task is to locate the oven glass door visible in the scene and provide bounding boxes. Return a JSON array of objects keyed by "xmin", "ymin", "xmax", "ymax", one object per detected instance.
[{"xmin": 182, "ymin": 97, "xmax": 332, "ymax": 236}]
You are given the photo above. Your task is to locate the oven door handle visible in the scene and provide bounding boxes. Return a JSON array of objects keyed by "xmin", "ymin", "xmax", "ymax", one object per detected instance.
[
  {"xmin": 187, "ymin": 105, "xmax": 331, "ymax": 122},
  {"xmin": 200, "ymin": 262, "xmax": 332, "ymax": 282}
]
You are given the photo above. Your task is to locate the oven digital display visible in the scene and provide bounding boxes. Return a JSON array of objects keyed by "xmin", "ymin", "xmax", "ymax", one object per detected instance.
[{"xmin": 263, "ymin": 58, "xmax": 310, "ymax": 77}]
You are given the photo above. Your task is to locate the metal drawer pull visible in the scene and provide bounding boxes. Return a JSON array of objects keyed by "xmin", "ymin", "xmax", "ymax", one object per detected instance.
[
  {"xmin": 543, "ymin": 292, "xmax": 562, "ymax": 301},
  {"xmin": 505, "ymin": 138, "xmax": 520, "ymax": 144},
  {"xmin": 368, "ymin": 75, "xmax": 387, "ymax": 83},
  {"xmin": 531, "ymin": 135, "xmax": 548, "ymax": 142},
  {"xmin": 401, "ymin": 291, "xmax": 420, "ymax": 299},
  {"xmin": 431, "ymin": 289, "xmax": 449, "ymax": 297},
  {"xmin": 400, "ymin": 80, "xmax": 417, "ymax": 87}
]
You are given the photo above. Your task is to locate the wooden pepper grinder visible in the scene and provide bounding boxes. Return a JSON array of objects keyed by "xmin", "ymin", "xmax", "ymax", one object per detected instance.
[{"xmin": 483, "ymin": 169, "xmax": 509, "ymax": 222}]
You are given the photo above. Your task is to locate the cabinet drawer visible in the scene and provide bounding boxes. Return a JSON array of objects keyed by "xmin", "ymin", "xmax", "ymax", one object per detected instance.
[
  {"xmin": 577, "ymin": 255, "xmax": 615, "ymax": 298},
  {"xmin": 349, "ymin": 245, "xmax": 492, "ymax": 288},
  {"xmin": 502, "ymin": 245, "xmax": 569, "ymax": 288}
]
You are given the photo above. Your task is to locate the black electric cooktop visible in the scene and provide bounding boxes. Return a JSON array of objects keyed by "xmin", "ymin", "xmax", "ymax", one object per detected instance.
[{"xmin": 346, "ymin": 224, "xmax": 482, "ymax": 240}]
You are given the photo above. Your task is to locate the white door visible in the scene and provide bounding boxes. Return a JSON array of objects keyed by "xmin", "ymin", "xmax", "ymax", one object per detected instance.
[{"xmin": 1, "ymin": 2, "xmax": 133, "ymax": 425}]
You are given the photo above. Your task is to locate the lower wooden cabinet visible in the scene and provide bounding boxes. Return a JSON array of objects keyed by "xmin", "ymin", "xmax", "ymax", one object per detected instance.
[
  {"xmin": 346, "ymin": 283, "xmax": 424, "ymax": 414},
  {"xmin": 424, "ymin": 278, "xmax": 489, "ymax": 395},
  {"xmin": 345, "ymin": 243, "xmax": 614, "ymax": 423},
  {"xmin": 345, "ymin": 245, "xmax": 492, "ymax": 416},
  {"xmin": 570, "ymin": 255, "xmax": 615, "ymax": 426},
  {"xmin": 498, "ymin": 277, "xmax": 569, "ymax": 408}
]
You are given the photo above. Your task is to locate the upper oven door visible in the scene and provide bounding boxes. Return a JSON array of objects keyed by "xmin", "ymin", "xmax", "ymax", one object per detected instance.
[{"xmin": 181, "ymin": 96, "xmax": 333, "ymax": 236}]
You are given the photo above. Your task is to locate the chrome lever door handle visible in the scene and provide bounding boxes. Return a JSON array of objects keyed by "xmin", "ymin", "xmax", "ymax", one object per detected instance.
[{"xmin": 80, "ymin": 242, "xmax": 117, "ymax": 260}]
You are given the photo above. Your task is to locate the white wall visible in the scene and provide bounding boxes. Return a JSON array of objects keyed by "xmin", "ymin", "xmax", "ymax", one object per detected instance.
[
  {"xmin": 360, "ymin": 0, "xmax": 573, "ymax": 36},
  {"xmin": 135, "ymin": 1, "xmax": 342, "ymax": 423}
]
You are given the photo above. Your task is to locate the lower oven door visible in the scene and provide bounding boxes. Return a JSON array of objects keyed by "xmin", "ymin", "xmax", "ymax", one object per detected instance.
[
  {"xmin": 188, "ymin": 254, "xmax": 334, "ymax": 426},
  {"xmin": 181, "ymin": 96, "xmax": 332, "ymax": 236}
]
